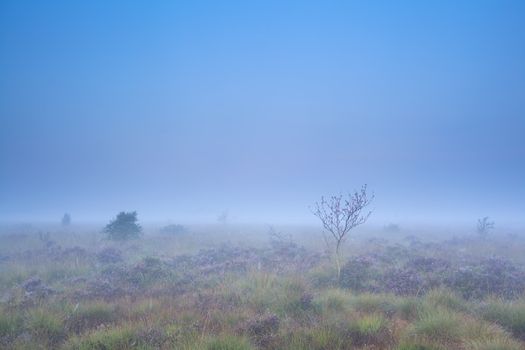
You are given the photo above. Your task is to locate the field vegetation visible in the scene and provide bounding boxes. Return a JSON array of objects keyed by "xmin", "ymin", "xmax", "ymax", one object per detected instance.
[{"xmin": 0, "ymin": 223, "xmax": 524, "ymax": 349}]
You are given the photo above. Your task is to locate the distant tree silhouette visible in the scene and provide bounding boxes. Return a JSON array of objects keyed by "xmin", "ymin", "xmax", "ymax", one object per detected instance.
[
  {"xmin": 61, "ymin": 213, "xmax": 71, "ymax": 226},
  {"xmin": 217, "ymin": 210, "xmax": 228, "ymax": 224},
  {"xmin": 477, "ymin": 216, "xmax": 494, "ymax": 239},
  {"xmin": 104, "ymin": 211, "xmax": 142, "ymax": 240},
  {"xmin": 312, "ymin": 185, "xmax": 374, "ymax": 278}
]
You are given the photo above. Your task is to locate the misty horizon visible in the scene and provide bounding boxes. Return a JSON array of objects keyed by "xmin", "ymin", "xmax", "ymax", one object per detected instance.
[{"xmin": 1, "ymin": 1, "xmax": 524, "ymax": 227}]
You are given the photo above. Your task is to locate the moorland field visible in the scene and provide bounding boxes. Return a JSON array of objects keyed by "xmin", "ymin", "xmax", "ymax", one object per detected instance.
[{"xmin": 1, "ymin": 223, "xmax": 524, "ymax": 350}]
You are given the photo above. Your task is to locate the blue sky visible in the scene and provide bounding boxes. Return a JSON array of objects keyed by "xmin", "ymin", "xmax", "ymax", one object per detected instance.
[{"xmin": 1, "ymin": 1, "xmax": 524, "ymax": 225}]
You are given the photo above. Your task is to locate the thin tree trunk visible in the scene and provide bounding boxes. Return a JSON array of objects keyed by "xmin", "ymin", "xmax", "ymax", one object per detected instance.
[{"xmin": 335, "ymin": 241, "xmax": 342, "ymax": 280}]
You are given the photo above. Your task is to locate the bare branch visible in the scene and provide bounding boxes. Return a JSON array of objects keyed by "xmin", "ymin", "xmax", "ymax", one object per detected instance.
[{"xmin": 311, "ymin": 185, "xmax": 374, "ymax": 277}]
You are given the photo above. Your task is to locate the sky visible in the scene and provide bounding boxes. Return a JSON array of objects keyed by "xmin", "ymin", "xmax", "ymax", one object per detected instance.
[{"xmin": 1, "ymin": 1, "xmax": 524, "ymax": 226}]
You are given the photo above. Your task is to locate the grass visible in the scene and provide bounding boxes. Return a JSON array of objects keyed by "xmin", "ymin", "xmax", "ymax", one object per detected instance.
[
  {"xmin": 205, "ymin": 335, "xmax": 253, "ymax": 350},
  {"xmin": 225, "ymin": 271, "xmax": 310, "ymax": 317},
  {"xmin": 396, "ymin": 345, "xmax": 440, "ymax": 350},
  {"xmin": 349, "ymin": 292, "xmax": 398, "ymax": 314},
  {"xmin": 63, "ymin": 325, "xmax": 149, "ymax": 350},
  {"xmin": 465, "ymin": 338, "xmax": 524, "ymax": 350},
  {"xmin": 287, "ymin": 326, "xmax": 347, "ymax": 350},
  {"xmin": 66, "ymin": 301, "xmax": 119, "ymax": 334},
  {"xmin": 0, "ymin": 310, "xmax": 23, "ymax": 340},
  {"xmin": 406, "ymin": 308, "xmax": 463, "ymax": 346},
  {"xmin": 395, "ymin": 297, "xmax": 424, "ymax": 320},
  {"xmin": 1, "ymin": 228, "xmax": 525, "ymax": 349},
  {"xmin": 424, "ymin": 288, "xmax": 468, "ymax": 312},
  {"xmin": 353, "ymin": 313, "xmax": 387, "ymax": 336},
  {"xmin": 314, "ymin": 288, "xmax": 354, "ymax": 312},
  {"xmin": 27, "ymin": 308, "xmax": 66, "ymax": 346},
  {"xmin": 478, "ymin": 299, "xmax": 525, "ymax": 340}
]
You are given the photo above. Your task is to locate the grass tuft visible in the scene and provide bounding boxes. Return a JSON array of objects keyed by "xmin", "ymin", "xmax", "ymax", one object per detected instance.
[
  {"xmin": 314, "ymin": 289, "xmax": 353, "ymax": 312},
  {"xmin": 354, "ymin": 313, "xmax": 386, "ymax": 336},
  {"xmin": 408, "ymin": 308, "xmax": 463, "ymax": 344},
  {"xmin": 350, "ymin": 293, "xmax": 397, "ymax": 314},
  {"xmin": 287, "ymin": 326, "xmax": 348, "ymax": 350},
  {"xmin": 0, "ymin": 310, "xmax": 23, "ymax": 340},
  {"xmin": 466, "ymin": 338, "xmax": 524, "ymax": 350},
  {"xmin": 63, "ymin": 325, "xmax": 144, "ymax": 350},
  {"xmin": 66, "ymin": 302, "xmax": 119, "ymax": 334},
  {"xmin": 205, "ymin": 335, "xmax": 253, "ymax": 350},
  {"xmin": 479, "ymin": 299, "xmax": 525, "ymax": 340},
  {"xmin": 424, "ymin": 288, "xmax": 468, "ymax": 312},
  {"xmin": 348, "ymin": 313, "xmax": 390, "ymax": 346},
  {"xmin": 27, "ymin": 308, "xmax": 65, "ymax": 346},
  {"xmin": 395, "ymin": 297, "xmax": 425, "ymax": 320}
]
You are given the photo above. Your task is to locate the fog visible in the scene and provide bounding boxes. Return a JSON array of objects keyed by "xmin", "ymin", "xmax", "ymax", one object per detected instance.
[
  {"xmin": 3, "ymin": 3, "xmax": 525, "ymax": 349},
  {"xmin": 1, "ymin": 1, "xmax": 524, "ymax": 228}
]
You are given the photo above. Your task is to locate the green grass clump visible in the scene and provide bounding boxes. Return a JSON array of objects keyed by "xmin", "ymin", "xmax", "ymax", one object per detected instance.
[
  {"xmin": 479, "ymin": 299, "xmax": 525, "ymax": 340},
  {"xmin": 461, "ymin": 318, "xmax": 510, "ymax": 343},
  {"xmin": 205, "ymin": 335, "xmax": 253, "ymax": 350},
  {"xmin": 307, "ymin": 264, "xmax": 338, "ymax": 288},
  {"xmin": 0, "ymin": 310, "xmax": 23, "ymax": 340},
  {"xmin": 314, "ymin": 289, "xmax": 353, "ymax": 312},
  {"xmin": 350, "ymin": 293, "xmax": 397, "ymax": 314},
  {"xmin": 63, "ymin": 325, "xmax": 146, "ymax": 350},
  {"xmin": 66, "ymin": 302, "xmax": 119, "ymax": 334},
  {"xmin": 395, "ymin": 297, "xmax": 425, "ymax": 321},
  {"xmin": 354, "ymin": 313, "xmax": 386, "ymax": 336},
  {"xmin": 396, "ymin": 344, "xmax": 439, "ymax": 350},
  {"xmin": 348, "ymin": 313, "xmax": 389, "ymax": 346},
  {"xmin": 230, "ymin": 272, "xmax": 309, "ymax": 316},
  {"xmin": 287, "ymin": 327, "xmax": 347, "ymax": 350},
  {"xmin": 424, "ymin": 288, "xmax": 468, "ymax": 312},
  {"xmin": 27, "ymin": 308, "xmax": 65, "ymax": 346},
  {"xmin": 465, "ymin": 338, "xmax": 524, "ymax": 350},
  {"xmin": 408, "ymin": 308, "xmax": 463, "ymax": 344}
]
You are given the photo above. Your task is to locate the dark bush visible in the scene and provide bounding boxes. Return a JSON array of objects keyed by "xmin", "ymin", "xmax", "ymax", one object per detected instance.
[
  {"xmin": 241, "ymin": 313, "xmax": 280, "ymax": 348},
  {"xmin": 445, "ymin": 257, "xmax": 525, "ymax": 299},
  {"xmin": 104, "ymin": 211, "xmax": 142, "ymax": 240},
  {"xmin": 381, "ymin": 268, "xmax": 425, "ymax": 296},
  {"xmin": 340, "ymin": 256, "xmax": 375, "ymax": 291}
]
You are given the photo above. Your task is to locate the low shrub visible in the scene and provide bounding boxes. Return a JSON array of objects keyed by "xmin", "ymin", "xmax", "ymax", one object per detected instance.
[
  {"xmin": 445, "ymin": 258, "xmax": 525, "ymax": 299},
  {"xmin": 340, "ymin": 256, "xmax": 376, "ymax": 291},
  {"xmin": 240, "ymin": 313, "xmax": 280, "ymax": 348}
]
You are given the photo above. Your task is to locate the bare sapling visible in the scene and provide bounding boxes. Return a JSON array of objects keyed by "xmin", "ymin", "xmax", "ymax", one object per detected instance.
[{"xmin": 312, "ymin": 184, "xmax": 374, "ymax": 278}]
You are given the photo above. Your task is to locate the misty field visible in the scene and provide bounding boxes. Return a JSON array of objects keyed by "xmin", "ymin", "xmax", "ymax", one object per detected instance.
[{"xmin": 1, "ymin": 224, "xmax": 524, "ymax": 350}]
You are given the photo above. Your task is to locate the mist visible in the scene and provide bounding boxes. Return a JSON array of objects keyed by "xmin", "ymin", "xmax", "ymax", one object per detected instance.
[
  {"xmin": 1, "ymin": 1, "xmax": 524, "ymax": 228},
  {"xmin": 2, "ymin": 2, "xmax": 525, "ymax": 349}
]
